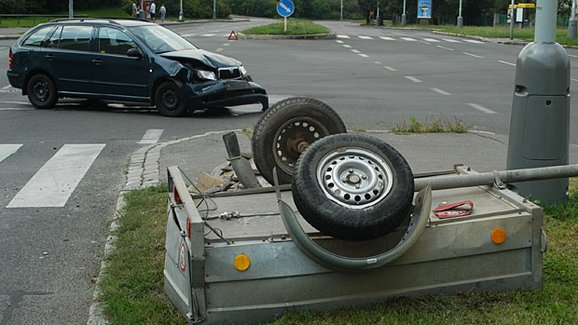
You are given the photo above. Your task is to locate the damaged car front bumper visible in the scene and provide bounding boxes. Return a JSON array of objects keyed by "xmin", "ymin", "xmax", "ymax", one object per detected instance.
[{"xmin": 182, "ymin": 79, "xmax": 268, "ymax": 112}]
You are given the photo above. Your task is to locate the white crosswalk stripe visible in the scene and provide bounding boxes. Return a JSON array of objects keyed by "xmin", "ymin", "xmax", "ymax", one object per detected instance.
[
  {"xmin": 422, "ymin": 38, "xmax": 440, "ymax": 42},
  {"xmin": 7, "ymin": 144, "xmax": 106, "ymax": 208},
  {"xmin": 401, "ymin": 37, "xmax": 417, "ymax": 42},
  {"xmin": 337, "ymin": 35, "xmax": 350, "ymax": 39},
  {"xmin": 464, "ymin": 39, "xmax": 484, "ymax": 44},
  {"xmin": 358, "ymin": 35, "xmax": 373, "ymax": 39},
  {"xmin": 379, "ymin": 36, "xmax": 396, "ymax": 41},
  {"xmin": 0, "ymin": 144, "xmax": 22, "ymax": 164},
  {"xmin": 201, "ymin": 33, "xmax": 216, "ymax": 37},
  {"xmin": 442, "ymin": 38, "xmax": 461, "ymax": 43}
]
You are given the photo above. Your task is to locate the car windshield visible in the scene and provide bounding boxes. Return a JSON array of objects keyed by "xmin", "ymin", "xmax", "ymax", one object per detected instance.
[{"xmin": 129, "ymin": 25, "xmax": 197, "ymax": 53}]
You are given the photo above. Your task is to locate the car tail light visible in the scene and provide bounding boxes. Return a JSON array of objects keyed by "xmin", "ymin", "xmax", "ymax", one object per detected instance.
[
  {"xmin": 8, "ymin": 49, "xmax": 13, "ymax": 71},
  {"xmin": 172, "ymin": 185, "xmax": 182, "ymax": 204}
]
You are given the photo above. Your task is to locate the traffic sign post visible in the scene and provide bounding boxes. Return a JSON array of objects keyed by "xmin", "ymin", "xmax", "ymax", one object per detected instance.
[{"xmin": 277, "ymin": 0, "xmax": 295, "ymax": 32}]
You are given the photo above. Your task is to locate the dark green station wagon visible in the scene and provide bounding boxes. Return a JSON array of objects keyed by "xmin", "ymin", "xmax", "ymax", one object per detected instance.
[{"xmin": 7, "ymin": 19, "xmax": 268, "ymax": 116}]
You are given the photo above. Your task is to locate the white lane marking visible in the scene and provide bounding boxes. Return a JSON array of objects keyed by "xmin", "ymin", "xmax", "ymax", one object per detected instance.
[
  {"xmin": 464, "ymin": 39, "xmax": 484, "ymax": 44},
  {"xmin": 7, "ymin": 144, "xmax": 106, "ymax": 208},
  {"xmin": 430, "ymin": 88, "xmax": 451, "ymax": 95},
  {"xmin": 223, "ymin": 43, "xmax": 230, "ymax": 47},
  {"xmin": 343, "ymin": 44, "xmax": 352, "ymax": 48},
  {"xmin": 2, "ymin": 101, "xmax": 29, "ymax": 105},
  {"xmin": 422, "ymin": 38, "xmax": 440, "ymax": 42},
  {"xmin": 358, "ymin": 54, "xmax": 369, "ymax": 58},
  {"xmin": 337, "ymin": 35, "xmax": 350, "ymax": 39},
  {"xmin": 351, "ymin": 49, "xmax": 361, "ymax": 53},
  {"xmin": 138, "ymin": 129, "xmax": 164, "ymax": 145},
  {"xmin": 443, "ymin": 38, "xmax": 461, "ymax": 43},
  {"xmin": 468, "ymin": 103, "xmax": 497, "ymax": 114},
  {"xmin": 463, "ymin": 52, "xmax": 485, "ymax": 59},
  {"xmin": 0, "ymin": 144, "xmax": 22, "ymax": 164},
  {"xmin": 1, "ymin": 85, "xmax": 12, "ymax": 90},
  {"xmin": 374, "ymin": 61, "xmax": 382, "ymax": 65},
  {"xmin": 336, "ymin": 40, "xmax": 344, "ymax": 43},
  {"xmin": 216, "ymin": 48, "xmax": 223, "ymax": 52},
  {"xmin": 568, "ymin": 54, "xmax": 578, "ymax": 58},
  {"xmin": 181, "ymin": 33, "xmax": 195, "ymax": 37},
  {"xmin": 201, "ymin": 33, "xmax": 216, "ymax": 37},
  {"xmin": 437, "ymin": 45, "xmax": 455, "ymax": 51},
  {"xmin": 380, "ymin": 36, "xmax": 395, "ymax": 41},
  {"xmin": 405, "ymin": 76, "xmax": 422, "ymax": 83},
  {"xmin": 401, "ymin": 37, "xmax": 417, "ymax": 41},
  {"xmin": 359, "ymin": 35, "xmax": 373, "ymax": 39},
  {"xmin": 499, "ymin": 60, "xmax": 516, "ymax": 66},
  {"xmin": 572, "ymin": 78, "xmax": 578, "ymax": 82},
  {"xmin": 384, "ymin": 66, "xmax": 397, "ymax": 71}
]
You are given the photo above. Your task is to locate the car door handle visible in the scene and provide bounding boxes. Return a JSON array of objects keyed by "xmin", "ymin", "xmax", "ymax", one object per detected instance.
[
  {"xmin": 91, "ymin": 59, "xmax": 103, "ymax": 65},
  {"xmin": 45, "ymin": 54, "xmax": 55, "ymax": 61}
]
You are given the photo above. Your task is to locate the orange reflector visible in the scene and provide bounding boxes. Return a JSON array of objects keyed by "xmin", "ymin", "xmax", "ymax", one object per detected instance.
[
  {"xmin": 186, "ymin": 217, "xmax": 191, "ymax": 239},
  {"xmin": 491, "ymin": 227, "xmax": 507, "ymax": 245},
  {"xmin": 234, "ymin": 254, "xmax": 251, "ymax": 271}
]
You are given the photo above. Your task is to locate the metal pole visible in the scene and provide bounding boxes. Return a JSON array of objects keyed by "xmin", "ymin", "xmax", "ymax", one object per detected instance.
[
  {"xmin": 68, "ymin": 0, "xmax": 73, "ymax": 18},
  {"xmin": 340, "ymin": 0, "xmax": 343, "ymax": 20},
  {"xmin": 401, "ymin": 0, "xmax": 407, "ymax": 26},
  {"xmin": 179, "ymin": 0, "xmax": 183, "ymax": 21},
  {"xmin": 509, "ymin": 0, "xmax": 515, "ymax": 40},
  {"xmin": 213, "ymin": 0, "xmax": 217, "ymax": 19},
  {"xmin": 568, "ymin": 0, "xmax": 577, "ymax": 38},
  {"xmin": 457, "ymin": 0, "xmax": 463, "ymax": 28},
  {"xmin": 534, "ymin": 0, "xmax": 556, "ymax": 42}
]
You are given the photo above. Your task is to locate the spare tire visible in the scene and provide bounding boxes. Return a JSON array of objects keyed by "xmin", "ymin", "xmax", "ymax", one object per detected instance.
[
  {"xmin": 292, "ymin": 134, "xmax": 414, "ymax": 241},
  {"xmin": 251, "ymin": 97, "xmax": 347, "ymax": 185}
]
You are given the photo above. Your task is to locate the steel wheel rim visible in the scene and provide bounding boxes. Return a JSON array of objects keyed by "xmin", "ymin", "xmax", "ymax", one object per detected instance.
[
  {"xmin": 272, "ymin": 117, "xmax": 330, "ymax": 175},
  {"xmin": 33, "ymin": 80, "xmax": 50, "ymax": 102},
  {"xmin": 316, "ymin": 148, "xmax": 394, "ymax": 209}
]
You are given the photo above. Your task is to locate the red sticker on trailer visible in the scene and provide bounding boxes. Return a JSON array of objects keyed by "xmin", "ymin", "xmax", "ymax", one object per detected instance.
[{"xmin": 178, "ymin": 242, "xmax": 186, "ymax": 272}]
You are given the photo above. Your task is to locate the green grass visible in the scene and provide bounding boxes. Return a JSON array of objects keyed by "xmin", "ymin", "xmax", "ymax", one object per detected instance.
[
  {"xmin": 99, "ymin": 179, "xmax": 578, "ymax": 324},
  {"xmin": 391, "ymin": 115, "xmax": 470, "ymax": 134},
  {"xmin": 242, "ymin": 19, "xmax": 330, "ymax": 35},
  {"xmin": 408, "ymin": 24, "xmax": 578, "ymax": 46},
  {"xmin": 0, "ymin": 7, "xmax": 130, "ymax": 28}
]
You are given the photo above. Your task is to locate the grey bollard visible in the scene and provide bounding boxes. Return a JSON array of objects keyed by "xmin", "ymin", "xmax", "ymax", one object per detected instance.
[{"xmin": 506, "ymin": 42, "xmax": 571, "ymax": 205}]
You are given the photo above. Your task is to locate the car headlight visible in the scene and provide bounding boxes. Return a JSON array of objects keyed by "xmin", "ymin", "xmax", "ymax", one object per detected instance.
[
  {"xmin": 239, "ymin": 65, "xmax": 247, "ymax": 76},
  {"xmin": 196, "ymin": 70, "xmax": 217, "ymax": 81}
]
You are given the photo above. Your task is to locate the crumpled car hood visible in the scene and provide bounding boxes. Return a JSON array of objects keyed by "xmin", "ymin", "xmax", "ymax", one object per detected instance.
[{"xmin": 160, "ymin": 49, "xmax": 241, "ymax": 68}]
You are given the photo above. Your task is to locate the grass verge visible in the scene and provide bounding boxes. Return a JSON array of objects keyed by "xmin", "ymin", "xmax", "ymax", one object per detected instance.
[
  {"xmin": 242, "ymin": 19, "xmax": 330, "ymax": 35},
  {"xmin": 0, "ymin": 8, "xmax": 130, "ymax": 28},
  {"xmin": 391, "ymin": 115, "xmax": 469, "ymax": 134},
  {"xmin": 100, "ymin": 180, "xmax": 578, "ymax": 324}
]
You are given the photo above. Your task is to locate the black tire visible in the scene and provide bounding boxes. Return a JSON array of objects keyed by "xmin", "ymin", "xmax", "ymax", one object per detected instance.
[
  {"xmin": 292, "ymin": 134, "xmax": 414, "ymax": 241},
  {"xmin": 26, "ymin": 74, "xmax": 57, "ymax": 109},
  {"xmin": 251, "ymin": 97, "xmax": 347, "ymax": 185},
  {"xmin": 155, "ymin": 81, "xmax": 186, "ymax": 117}
]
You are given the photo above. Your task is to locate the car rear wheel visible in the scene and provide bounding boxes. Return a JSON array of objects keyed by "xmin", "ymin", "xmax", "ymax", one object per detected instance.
[
  {"xmin": 155, "ymin": 81, "xmax": 186, "ymax": 117},
  {"xmin": 27, "ymin": 74, "xmax": 57, "ymax": 109},
  {"xmin": 292, "ymin": 134, "xmax": 415, "ymax": 241},
  {"xmin": 251, "ymin": 97, "xmax": 347, "ymax": 185}
]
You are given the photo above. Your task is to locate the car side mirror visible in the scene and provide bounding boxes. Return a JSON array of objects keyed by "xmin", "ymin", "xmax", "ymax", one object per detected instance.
[{"xmin": 127, "ymin": 48, "xmax": 143, "ymax": 58}]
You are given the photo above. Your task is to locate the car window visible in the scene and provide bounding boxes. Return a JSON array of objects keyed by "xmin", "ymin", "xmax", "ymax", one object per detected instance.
[
  {"xmin": 58, "ymin": 25, "xmax": 93, "ymax": 52},
  {"xmin": 129, "ymin": 25, "xmax": 197, "ymax": 53},
  {"xmin": 98, "ymin": 27, "xmax": 139, "ymax": 56},
  {"xmin": 45, "ymin": 26, "xmax": 62, "ymax": 48},
  {"xmin": 22, "ymin": 25, "xmax": 56, "ymax": 47}
]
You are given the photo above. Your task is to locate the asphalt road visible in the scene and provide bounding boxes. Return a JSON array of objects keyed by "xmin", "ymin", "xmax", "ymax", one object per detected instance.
[{"xmin": 0, "ymin": 18, "xmax": 577, "ymax": 324}]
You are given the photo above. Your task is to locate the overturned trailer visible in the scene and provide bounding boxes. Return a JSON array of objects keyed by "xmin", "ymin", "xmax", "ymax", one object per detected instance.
[{"xmin": 163, "ymin": 97, "xmax": 573, "ymax": 324}]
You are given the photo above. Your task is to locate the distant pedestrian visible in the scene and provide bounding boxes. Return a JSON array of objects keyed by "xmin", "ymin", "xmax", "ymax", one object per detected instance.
[
  {"xmin": 150, "ymin": 0, "xmax": 157, "ymax": 22},
  {"xmin": 132, "ymin": 1, "xmax": 137, "ymax": 18},
  {"xmin": 160, "ymin": 4, "xmax": 166, "ymax": 23}
]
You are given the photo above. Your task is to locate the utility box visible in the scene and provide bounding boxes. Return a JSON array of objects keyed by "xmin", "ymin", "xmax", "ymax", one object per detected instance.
[{"xmin": 506, "ymin": 42, "xmax": 571, "ymax": 205}]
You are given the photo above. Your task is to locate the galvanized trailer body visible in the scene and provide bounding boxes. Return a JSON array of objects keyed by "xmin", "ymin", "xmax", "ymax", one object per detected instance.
[{"xmin": 164, "ymin": 165, "xmax": 545, "ymax": 325}]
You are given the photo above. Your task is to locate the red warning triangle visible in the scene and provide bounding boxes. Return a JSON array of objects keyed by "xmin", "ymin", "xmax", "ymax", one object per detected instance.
[{"xmin": 228, "ymin": 30, "xmax": 238, "ymax": 40}]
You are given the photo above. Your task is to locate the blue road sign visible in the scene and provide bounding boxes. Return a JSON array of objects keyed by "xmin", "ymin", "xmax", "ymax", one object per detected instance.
[{"xmin": 277, "ymin": 0, "xmax": 295, "ymax": 18}]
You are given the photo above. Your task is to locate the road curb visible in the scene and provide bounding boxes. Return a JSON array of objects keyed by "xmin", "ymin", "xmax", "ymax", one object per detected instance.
[{"xmin": 238, "ymin": 32, "xmax": 336, "ymax": 40}]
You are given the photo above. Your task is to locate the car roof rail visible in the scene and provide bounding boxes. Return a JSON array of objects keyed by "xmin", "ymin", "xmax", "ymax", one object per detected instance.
[{"xmin": 48, "ymin": 18, "xmax": 123, "ymax": 25}]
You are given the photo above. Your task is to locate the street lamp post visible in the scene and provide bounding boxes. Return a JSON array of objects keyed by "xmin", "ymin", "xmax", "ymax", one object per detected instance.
[
  {"xmin": 568, "ymin": 0, "xmax": 577, "ymax": 38},
  {"xmin": 213, "ymin": 0, "xmax": 217, "ymax": 19},
  {"xmin": 509, "ymin": 0, "xmax": 515, "ymax": 40},
  {"xmin": 179, "ymin": 0, "xmax": 183, "ymax": 21},
  {"xmin": 457, "ymin": 0, "xmax": 463, "ymax": 28},
  {"xmin": 401, "ymin": 0, "xmax": 407, "ymax": 26},
  {"xmin": 69, "ymin": 0, "xmax": 73, "ymax": 18},
  {"xmin": 340, "ymin": 0, "xmax": 343, "ymax": 20}
]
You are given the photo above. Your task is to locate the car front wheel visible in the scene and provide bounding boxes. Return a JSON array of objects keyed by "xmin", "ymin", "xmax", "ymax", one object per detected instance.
[
  {"xmin": 155, "ymin": 81, "xmax": 186, "ymax": 117},
  {"xmin": 27, "ymin": 74, "xmax": 57, "ymax": 109}
]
